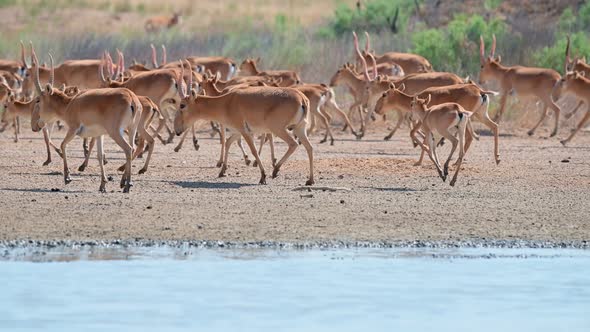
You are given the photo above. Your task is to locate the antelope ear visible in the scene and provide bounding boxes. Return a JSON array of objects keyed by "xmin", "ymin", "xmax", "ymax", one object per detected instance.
[
  {"xmin": 582, "ymin": 57, "xmax": 587, "ymax": 63},
  {"xmin": 389, "ymin": 82, "xmax": 395, "ymax": 89},
  {"xmin": 579, "ymin": 71, "xmax": 586, "ymax": 77},
  {"xmin": 398, "ymin": 83, "xmax": 406, "ymax": 92},
  {"xmin": 59, "ymin": 84, "xmax": 66, "ymax": 91},
  {"xmin": 255, "ymin": 57, "xmax": 261, "ymax": 63},
  {"xmin": 191, "ymin": 89, "xmax": 198, "ymax": 98},
  {"xmin": 495, "ymin": 55, "xmax": 502, "ymax": 63}
]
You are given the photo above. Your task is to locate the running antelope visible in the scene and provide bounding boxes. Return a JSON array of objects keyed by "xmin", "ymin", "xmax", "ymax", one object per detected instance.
[
  {"xmin": 30, "ymin": 54, "xmax": 142, "ymax": 193},
  {"xmin": 479, "ymin": 35, "xmax": 562, "ymax": 137},
  {"xmin": 557, "ymin": 71, "xmax": 590, "ymax": 145},
  {"xmin": 365, "ymin": 72, "xmax": 466, "ymax": 140},
  {"xmin": 562, "ymin": 35, "xmax": 588, "ymax": 122},
  {"xmin": 410, "ymin": 95, "xmax": 472, "ymax": 186},
  {"xmin": 145, "ymin": 12, "xmax": 181, "ymax": 33},
  {"xmin": 357, "ymin": 31, "xmax": 433, "ymax": 74},
  {"xmin": 239, "ymin": 58, "xmax": 301, "ymax": 86},
  {"xmin": 174, "ymin": 68, "xmax": 314, "ymax": 186},
  {"xmin": 375, "ymin": 83, "xmax": 500, "ymax": 165},
  {"xmin": 99, "ymin": 52, "xmax": 179, "ymax": 143}
]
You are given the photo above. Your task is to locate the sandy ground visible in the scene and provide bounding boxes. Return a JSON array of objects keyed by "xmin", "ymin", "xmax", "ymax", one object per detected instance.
[{"xmin": 0, "ymin": 120, "xmax": 589, "ymax": 245}]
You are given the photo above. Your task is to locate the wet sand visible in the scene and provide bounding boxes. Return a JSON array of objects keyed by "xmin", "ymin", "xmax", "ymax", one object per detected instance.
[{"xmin": 0, "ymin": 122, "xmax": 589, "ymax": 248}]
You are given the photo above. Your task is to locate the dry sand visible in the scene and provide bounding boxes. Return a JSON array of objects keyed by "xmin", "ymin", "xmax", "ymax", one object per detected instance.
[{"xmin": 0, "ymin": 121, "xmax": 589, "ymax": 247}]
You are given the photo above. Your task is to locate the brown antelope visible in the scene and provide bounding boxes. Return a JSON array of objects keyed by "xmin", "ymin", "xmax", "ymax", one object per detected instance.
[
  {"xmin": 0, "ymin": 91, "xmax": 64, "ymax": 166},
  {"xmin": 0, "ymin": 43, "xmax": 27, "ymax": 76},
  {"xmin": 22, "ymin": 43, "xmax": 114, "ymax": 99},
  {"xmin": 239, "ymin": 58, "xmax": 301, "ymax": 86},
  {"xmin": 99, "ymin": 52, "xmax": 179, "ymax": 144},
  {"xmin": 410, "ymin": 95, "xmax": 472, "ymax": 186},
  {"xmin": 479, "ymin": 35, "xmax": 562, "ymax": 137},
  {"xmin": 145, "ymin": 12, "xmax": 181, "ymax": 33},
  {"xmin": 358, "ymin": 31, "xmax": 433, "ymax": 74},
  {"xmin": 174, "ymin": 69, "xmax": 314, "ymax": 186},
  {"xmin": 375, "ymin": 82, "xmax": 500, "ymax": 165},
  {"xmin": 30, "ymin": 54, "xmax": 142, "ymax": 193},
  {"xmin": 556, "ymin": 71, "xmax": 590, "ymax": 145},
  {"xmin": 363, "ymin": 69, "xmax": 466, "ymax": 139},
  {"xmin": 78, "ymin": 95, "xmax": 163, "ymax": 175},
  {"xmin": 561, "ymin": 36, "xmax": 588, "ymax": 121},
  {"xmin": 0, "ymin": 70, "xmax": 21, "ymax": 91}
]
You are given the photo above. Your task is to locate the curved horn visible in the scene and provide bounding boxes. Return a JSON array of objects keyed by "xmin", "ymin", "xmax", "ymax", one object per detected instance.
[
  {"xmin": 150, "ymin": 44, "xmax": 158, "ymax": 68},
  {"xmin": 48, "ymin": 53, "xmax": 55, "ymax": 88},
  {"xmin": 364, "ymin": 31, "xmax": 370, "ymax": 52},
  {"xmin": 184, "ymin": 60, "xmax": 193, "ymax": 93},
  {"xmin": 106, "ymin": 52, "xmax": 114, "ymax": 78},
  {"xmin": 30, "ymin": 43, "xmax": 42, "ymax": 94},
  {"xmin": 161, "ymin": 45, "xmax": 167, "ymax": 66},
  {"xmin": 479, "ymin": 35, "xmax": 485, "ymax": 64},
  {"xmin": 368, "ymin": 52, "xmax": 378, "ymax": 80},
  {"xmin": 98, "ymin": 53, "xmax": 107, "ymax": 84},
  {"xmin": 490, "ymin": 34, "xmax": 496, "ymax": 58},
  {"xmin": 353, "ymin": 31, "xmax": 371, "ymax": 81},
  {"xmin": 178, "ymin": 59, "xmax": 187, "ymax": 99},
  {"xmin": 20, "ymin": 41, "xmax": 29, "ymax": 69}
]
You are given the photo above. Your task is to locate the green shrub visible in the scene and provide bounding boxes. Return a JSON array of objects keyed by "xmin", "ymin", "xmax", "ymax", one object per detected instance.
[
  {"xmin": 327, "ymin": 0, "xmax": 414, "ymax": 36},
  {"xmin": 533, "ymin": 32, "xmax": 590, "ymax": 73}
]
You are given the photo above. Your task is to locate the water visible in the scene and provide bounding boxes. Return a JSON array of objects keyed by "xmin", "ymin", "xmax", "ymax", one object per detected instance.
[{"xmin": 1, "ymin": 247, "xmax": 589, "ymax": 331}]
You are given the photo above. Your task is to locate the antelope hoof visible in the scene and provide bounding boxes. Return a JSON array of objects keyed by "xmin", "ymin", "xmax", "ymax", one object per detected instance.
[
  {"xmin": 78, "ymin": 164, "xmax": 87, "ymax": 172},
  {"xmin": 341, "ymin": 125, "xmax": 348, "ymax": 132},
  {"xmin": 305, "ymin": 179, "xmax": 315, "ymax": 186},
  {"xmin": 216, "ymin": 161, "xmax": 223, "ymax": 168},
  {"xmin": 64, "ymin": 176, "xmax": 72, "ymax": 185},
  {"xmin": 443, "ymin": 166, "xmax": 449, "ymax": 178},
  {"xmin": 272, "ymin": 158, "xmax": 277, "ymax": 167},
  {"xmin": 174, "ymin": 146, "xmax": 181, "ymax": 153},
  {"xmin": 495, "ymin": 157, "xmax": 501, "ymax": 165},
  {"xmin": 117, "ymin": 164, "xmax": 126, "ymax": 172},
  {"xmin": 330, "ymin": 139, "xmax": 335, "ymax": 146},
  {"xmin": 272, "ymin": 167, "xmax": 280, "ymax": 178},
  {"xmin": 527, "ymin": 130, "xmax": 535, "ymax": 136},
  {"xmin": 123, "ymin": 185, "xmax": 131, "ymax": 193},
  {"xmin": 99, "ymin": 184, "xmax": 106, "ymax": 193},
  {"xmin": 550, "ymin": 131, "xmax": 557, "ymax": 138},
  {"xmin": 218, "ymin": 166, "xmax": 227, "ymax": 178},
  {"xmin": 450, "ymin": 178, "xmax": 457, "ymax": 187},
  {"xmin": 245, "ymin": 159, "xmax": 251, "ymax": 166},
  {"xmin": 259, "ymin": 175, "xmax": 267, "ymax": 185},
  {"xmin": 319, "ymin": 138, "xmax": 327, "ymax": 144},
  {"xmin": 166, "ymin": 135, "xmax": 174, "ymax": 144},
  {"xmin": 42, "ymin": 159, "xmax": 51, "ymax": 166},
  {"xmin": 384, "ymin": 135, "xmax": 392, "ymax": 141},
  {"xmin": 138, "ymin": 168, "xmax": 147, "ymax": 175},
  {"xmin": 413, "ymin": 161, "xmax": 422, "ymax": 167},
  {"xmin": 560, "ymin": 140, "xmax": 568, "ymax": 146},
  {"xmin": 193, "ymin": 139, "xmax": 200, "ymax": 151},
  {"xmin": 103, "ymin": 158, "xmax": 108, "ymax": 165}
]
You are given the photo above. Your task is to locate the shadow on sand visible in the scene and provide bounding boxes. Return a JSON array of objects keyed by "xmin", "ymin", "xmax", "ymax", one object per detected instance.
[{"xmin": 171, "ymin": 181, "xmax": 256, "ymax": 190}]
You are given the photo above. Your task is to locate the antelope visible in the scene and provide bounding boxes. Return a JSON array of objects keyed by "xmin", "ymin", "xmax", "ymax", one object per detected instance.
[
  {"xmin": 174, "ymin": 68, "xmax": 314, "ymax": 186},
  {"xmin": 99, "ymin": 52, "xmax": 179, "ymax": 144},
  {"xmin": 0, "ymin": 91, "xmax": 65, "ymax": 167},
  {"xmin": 358, "ymin": 31, "xmax": 433, "ymax": 74},
  {"xmin": 30, "ymin": 54, "xmax": 142, "ymax": 193},
  {"xmin": 556, "ymin": 71, "xmax": 590, "ymax": 145},
  {"xmin": 562, "ymin": 36, "xmax": 588, "ymax": 121},
  {"xmin": 78, "ymin": 95, "xmax": 163, "ymax": 175},
  {"xmin": 0, "ymin": 70, "xmax": 21, "ymax": 91},
  {"xmin": 152, "ymin": 45, "xmax": 236, "ymax": 80},
  {"xmin": 375, "ymin": 82, "xmax": 500, "ymax": 165},
  {"xmin": 479, "ymin": 35, "xmax": 562, "ymax": 137},
  {"xmin": 145, "ymin": 12, "xmax": 181, "ymax": 33},
  {"xmin": 22, "ymin": 43, "xmax": 114, "ymax": 99},
  {"xmin": 239, "ymin": 58, "xmax": 301, "ymax": 86},
  {"xmin": 410, "ymin": 95, "xmax": 472, "ymax": 186}
]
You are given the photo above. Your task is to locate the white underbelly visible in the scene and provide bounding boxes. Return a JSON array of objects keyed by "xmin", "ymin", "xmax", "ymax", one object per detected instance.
[{"xmin": 76, "ymin": 124, "xmax": 107, "ymax": 138}]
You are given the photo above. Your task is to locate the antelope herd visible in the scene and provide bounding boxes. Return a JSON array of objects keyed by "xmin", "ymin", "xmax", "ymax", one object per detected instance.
[{"xmin": 0, "ymin": 32, "xmax": 588, "ymax": 193}]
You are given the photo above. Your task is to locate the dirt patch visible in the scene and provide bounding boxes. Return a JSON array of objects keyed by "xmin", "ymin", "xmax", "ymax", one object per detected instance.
[{"xmin": 0, "ymin": 120, "xmax": 588, "ymax": 244}]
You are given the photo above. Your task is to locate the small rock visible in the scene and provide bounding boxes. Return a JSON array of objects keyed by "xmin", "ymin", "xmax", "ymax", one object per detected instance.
[
  {"xmin": 31, "ymin": 199, "xmax": 37, "ymax": 202},
  {"xmin": 340, "ymin": 199, "xmax": 345, "ymax": 204},
  {"xmin": 64, "ymin": 196, "xmax": 68, "ymax": 200},
  {"xmin": 337, "ymin": 175, "xmax": 344, "ymax": 179},
  {"xmin": 146, "ymin": 206, "xmax": 153, "ymax": 210},
  {"xmin": 561, "ymin": 159, "xmax": 570, "ymax": 163},
  {"xmin": 107, "ymin": 175, "xmax": 114, "ymax": 181},
  {"xmin": 50, "ymin": 188, "xmax": 60, "ymax": 192}
]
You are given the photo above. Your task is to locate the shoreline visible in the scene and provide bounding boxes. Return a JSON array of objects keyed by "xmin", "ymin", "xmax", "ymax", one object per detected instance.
[{"xmin": 2, "ymin": 238, "xmax": 588, "ymax": 250}]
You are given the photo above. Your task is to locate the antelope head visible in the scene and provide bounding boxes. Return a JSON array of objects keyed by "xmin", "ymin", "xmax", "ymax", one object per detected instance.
[
  {"xmin": 30, "ymin": 49, "xmax": 60, "ymax": 132},
  {"xmin": 239, "ymin": 58, "xmax": 261, "ymax": 75},
  {"xmin": 175, "ymin": 60, "xmax": 197, "ymax": 135},
  {"xmin": 374, "ymin": 82, "xmax": 406, "ymax": 115},
  {"xmin": 478, "ymin": 34, "xmax": 502, "ymax": 84}
]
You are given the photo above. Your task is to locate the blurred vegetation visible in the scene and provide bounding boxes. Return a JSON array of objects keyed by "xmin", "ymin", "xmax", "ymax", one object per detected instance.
[{"xmin": 1, "ymin": 0, "xmax": 590, "ymax": 83}]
